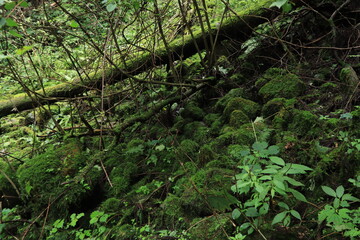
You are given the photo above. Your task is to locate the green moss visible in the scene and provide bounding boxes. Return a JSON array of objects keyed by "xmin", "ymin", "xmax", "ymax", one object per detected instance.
[
  {"xmin": 229, "ymin": 110, "xmax": 250, "ymax": 127},
  {"xmin": 198, "ymin": 144, "xmax": 217, "ymax": 165},
  {"xmin": 176, "ymin": 139, "xmax": 200, "ymax": 162},
  {"xmin": 230, "ymin": 73, "xmax": 247, "ymax": 85},
  {"xmin": 101, "ymin": 198, "xmax": 121, "ymax": 213},
  {"xmin": 215, "ymin": 88, "xmax": 246, "ymax": 112},
  {"xmin": 257, "ymin": 68, "xmax": 305, "ymax": 101},
  {"xmin": 288, "ymin": 110, "xmax": 319, "ymax": 137},
  {"xmin": 16, "ymin": 141, "xmax": 90, "ymax": 217},
  {"xmin": 223, "ymin": 97, "xmax": 260, "ymax": 121},
  {"xmin": 262, "ymin": 98, "xmax": 296, "ymax": 119},
  {"xmin": 189, "ymin": 214, "xmax": 232, "ymax": 240},
  {"xmin": 203, "ymin": 113, "xmax": 220, "ymax": 126},
  {"xmin": 181, "ymin": 102, "xmax": 205, "ymax": 121}
]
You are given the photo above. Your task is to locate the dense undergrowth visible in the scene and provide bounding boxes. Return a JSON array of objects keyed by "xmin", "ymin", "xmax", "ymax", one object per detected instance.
[{"xmin": 0, "ymin": 0, "xmax": 360, "ymax": 239}]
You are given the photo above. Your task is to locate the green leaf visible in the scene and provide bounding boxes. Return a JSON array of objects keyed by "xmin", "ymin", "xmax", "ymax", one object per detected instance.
[
  {"xmin": 282, "ymin": 2, "xmax": 292, "ymax": 13},
  {"xmin": 273, "ymin": 179, "xmax": 286, "ymax": 191},
  {"xmin": 259, "ymin": 203, "xmax": 269, "ymax": 215},
  {"xmin": 6, "ymin": 18, "xmax": 18, "ymax": 27},
  {"xmin": 19, "ymin": 0, "xmax": 29, "ymax": 7},
  {"xmin": 15, "ymin": 45, "xmax": 33, "ymax": 55},
  {"xmin": 232, "ymin": 208, "xmax": 241, "ymax": 219},
  {"xmin": 270, "ymin": 0, "xmax": 287, "ymax": 9},
  {"xmin": 106, "ymin": 3, "xmax": 117, "ymax": 12},
  {"xmin": 290, "ymin": 210, "xmax": 301, "ymax": 220},
  {"xmin": 4, "ymin": 1, "xmax": 15, "ymax": 10},
  {"xmin": 283, "ymin": 176, "xmax": 304, "ymax": 186},
  {"xmin": 0, "ymin": 18, "xmax": 6, "ymax": 27},
  {"xmin": 25, "ymin": 182, "xmax": 32, "ymax": 195},
  {"xmin": 272, "ymin": 211, "xmax": 287, "ymax": 225},
  {"xmin": 245, "ymin": 207, "xmax": 259, "ymax": 217},
  {"xmin": 333, "ymin": 198, "xmax": 340, "ymax": 209},
  {"xmin": 278, "ymin": 202, "xmax": 289, "ymax": 210},
  {"xmin": 269, "ymin": 156, "xmax": 285, "ymax": 166},
  {"xmin": 9, "ymin": 29, "xmax": 22, "ymax": 38},
  {"xmin": 155, "ymin": 144, "xmax": 165, "ymax": 151},
  {"xmin": 252, "ymin": 141, "xmax": 268, "ymax": 152},
  {"xmin": 341, "ymin": 193, "xmax": 360, "ymax": 202},
  {"xmin": 68, "ymin": 20, "xmax": 79, "ymax": 28},
  {"xmin": 336, "ymin": 186, "xmax": 345, "ymax": 198},
  {"xmin": 239, "ymin": 222, "xmax": 251, "ymax": 231},
  {"xmin": 289, "ymin": 189, "xmax": 307, "ymax": 202},
  {"xmin": 322, "ymin": 186, "xmax": 337, "ymax": 197},
  {"xmin": 267, "ymin": 145, "xmax": 279, "ymax": 155}
]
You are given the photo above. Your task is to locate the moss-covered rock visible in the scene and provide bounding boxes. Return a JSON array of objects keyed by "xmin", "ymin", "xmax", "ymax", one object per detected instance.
[
  {"xmin": 257, "ymin": 68, "xmax": 305, "ymax": 101},
  {"xmin": 229, "ymin": 109, "xmax": 250, "ymax": 127},
  {"xmin": 215, "ymin": 88, "xmax": 246, "ymax": 111},
  {"xmin": 101, "ymin": 197, "xmax": 121, "ymax": 213},
  {"xmin": 262, "ymin": 98, "xmax": 296, "ymax": 119},
  {"xmin": 288, "ymin": 109, "xmax": 319, "ymax": 137},
  {"xmin": 188, "ymin": 214, "xmax": 232, "ymax": 240},
  {"xmin": 223, "ymin": 97, "xmax": 260, "ymax": 121},
  {"xmin": 181, "ymin": 102, "xmax": 205, "ymax": 121},
  {"xmin": 175, "ymin": 139, "xmax": 200, "ymax": 162}
]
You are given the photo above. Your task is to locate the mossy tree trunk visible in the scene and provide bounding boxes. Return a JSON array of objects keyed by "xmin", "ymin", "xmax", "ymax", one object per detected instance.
[{"xmin": 0, "ymin": 6, "xmax": 276, "ymax": 118}]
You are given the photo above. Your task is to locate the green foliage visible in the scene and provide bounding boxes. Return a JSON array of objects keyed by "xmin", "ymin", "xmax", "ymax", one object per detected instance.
[
  {"xmin": 318, "ymin": 185, "xmax": 360, "ymax": 239},
  {"xmin": 257, "ymin": 68, "xmax": 305, "ymax": 101},
  {"xmin": 231, "ymin": 141, "xmax": 311, "ymax": 236}
]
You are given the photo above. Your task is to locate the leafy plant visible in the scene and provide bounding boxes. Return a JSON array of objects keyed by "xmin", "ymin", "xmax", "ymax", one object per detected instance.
[
  {"xmin": 231, "ymin": 142, "xmax": 312, "ymax": 236},
  {"xmin": 318, "ymin": 185, "xmax": 360, "ymax": 239}
]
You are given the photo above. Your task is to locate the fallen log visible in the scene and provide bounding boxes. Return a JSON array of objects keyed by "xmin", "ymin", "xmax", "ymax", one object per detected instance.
[{"xmin": 0, "ymin": 0, "xmax": 276, "ymax": 118}]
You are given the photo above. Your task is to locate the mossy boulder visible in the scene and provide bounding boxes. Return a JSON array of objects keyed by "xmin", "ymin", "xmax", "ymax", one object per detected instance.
[
  {"xmin": 188, "ymin": 214, "xmax": 232, "ymax": 240},
  {"xmin": 288, "ymin": 109, "xmax": 319, "ymax": 137},
  {"xmin": 229, "ymin": 110, "xmax": 250, "ymax": 127},
  {"xmin": 101, "ymin": 197, "xmax": 121, "ymax": 213},
  {"xmin": 181, "ymin": 102, "xmax": 205, "ymax": 121},
  {"xmin": 223, "ymin": 97, "xmax": 260, "ymax": 121},
  {"xmin": 257, "ymin": 68, "xmax": 305, "ymax": 101},
  {"xmin": 215, "ymin": 88, "xmax": 246, "ymax": 111},
  {"xmin": 16, "ymin": 141, "xmax": 92, "ymax": 217},
  {"xmin": 175, "ymin": 139, "xmax": 200, "ymax": 162},
  {"xmin": 262, "ymin": 98, "xmax": 296, "ymax": 119}
]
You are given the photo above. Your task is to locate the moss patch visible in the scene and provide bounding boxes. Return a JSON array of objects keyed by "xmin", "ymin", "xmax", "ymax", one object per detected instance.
[{"xmin": 257, "ymin": 68, "xmax": 305, "ymax": 101}]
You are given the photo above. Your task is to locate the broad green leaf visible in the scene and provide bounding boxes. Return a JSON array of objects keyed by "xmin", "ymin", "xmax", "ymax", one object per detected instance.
[
  {"xmin": 270, "ymin": 0, "xmax": 287, "ymax": 9},
  {"xmin": 273, "ymin": 179, "xmax": 286, "ymax": 191},
  {"xmin": 239, "ymin": 222, "xmax": 251, "ymax": 231},
  {"xmin": 283, "ymin": 176, "xmax": 304, "ymax": 186},
  {"xmin": 282, "ymin": 2, "xmax": 292, "ymax": 13},
  {"xmin": 289, "ymin": 189, "xmax": 307, "ymax": 202},
  {"xmin": 4, "ymin": 1, "xmax": 15, "ymax": 10},
  {"xmin": 19, "ymin": 0, "xmax": 29, "ymax": 7},
  {"xmin": 267, "ymin": 145, "xmax": 279, "ymax": 155},
  {"xmin": 341, "ymin": 193, "xmax": 360, "ymax": 202},
  {"xmin": 336, "ymin": 185, "xmax": 345, "ymax": 198},
  {"xmin": 6, "ymin": 18, "xmax": 18, "ymax": 27},
  {"xmin": 0, "ymin": 18, "xmax": 6, "ymax": 27},
  {"xmin": 25, "ymin": 182, "xmax": 32, "ymax": 195},
  {"xmin": 15, "ymin": 45, "xmax": 33, "ymax": 55},
  {"xmin": 9, "ymin": 29, "xmax": 22, "ymax": 38},
  {"xmin": 68, "ymin": 20, "xmax": 79, "ymax": 28},
  {"xmin": 259, "ymin": 203, "xmax": 269, "ymax": 215},
  {"xmin": 261, "ymin": 168, "xmax": 278, "ymax": 174},
  {"xmin": 269, "ymin": 156, "xmax": 285, "ymax": 166},
  {"xmin": 272, "ymin": 211, "xmax": 287, "ymax": 225},
  {"xmin": 283, "ymin": 214, "xmax": 291, "ymax": 226},
  {"xmin": 155, "ymin": 144, "xmax": 165, "ymax": 151},
  {"xmin": 278, "ymin": 201, "xmax": 289, "ymax": 210},
  {"xmin": 252, "ymin": 141, "xmax": 268, "ymax": 152},
  {"xmin": 245, "ymin": 207, "xmax": 259, "ymax": 217},
  {"xmin": 106, "ymin": 3, "xmax": 117, "ymax": 12},
  {"xmin": 322, "ymin": 186, "xmax": 337, "ymax": 197},
  {"xmin": 290, "ymin": 210, "xmax": 301, "ymax": 220},
  {"xmin": 232, "ymin": 208, "xmax": 241, "ymax": 219}
]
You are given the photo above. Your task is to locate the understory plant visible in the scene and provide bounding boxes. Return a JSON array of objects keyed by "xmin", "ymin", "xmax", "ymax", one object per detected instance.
[{"xmin": 231, "ymin": 141, "xmax": 312, "ymax": 237}]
